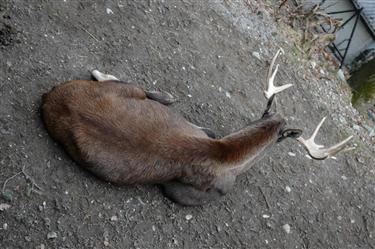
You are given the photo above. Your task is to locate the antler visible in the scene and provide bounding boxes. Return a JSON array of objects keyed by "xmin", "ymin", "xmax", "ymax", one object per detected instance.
[
  {"xmin": 264, "ymin": 48, "xmax": 293, "ymax": 99},
  {"xmin": 296, "ymin": 117, "xmax": 354, "ymax": 160}
]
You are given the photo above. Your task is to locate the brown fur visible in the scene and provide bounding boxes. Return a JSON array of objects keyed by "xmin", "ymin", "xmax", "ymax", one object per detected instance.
[{"xmin": 41, "ymin": 80, "xmax": 285, "ymax": 202}]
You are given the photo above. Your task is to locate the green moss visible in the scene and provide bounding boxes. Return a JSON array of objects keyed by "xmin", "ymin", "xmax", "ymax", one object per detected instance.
[{"xmin": 351, "ymin": 72, "xmax": 375, "ymax": 105}]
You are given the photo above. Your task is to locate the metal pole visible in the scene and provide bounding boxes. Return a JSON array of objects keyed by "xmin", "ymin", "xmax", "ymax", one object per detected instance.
[
  {"xmin": 328, "ymin": 9, "xmax": 356, "ymax": 15},
  {"xmin": 340, "ymin": 8, "xmax": 363, "ymax": 68}
]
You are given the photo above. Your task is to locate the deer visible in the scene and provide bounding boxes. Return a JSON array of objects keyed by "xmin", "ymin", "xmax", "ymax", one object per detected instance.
[{"xmin": 41, "ymin": 49, "xmax": 354, "ymax": 206}]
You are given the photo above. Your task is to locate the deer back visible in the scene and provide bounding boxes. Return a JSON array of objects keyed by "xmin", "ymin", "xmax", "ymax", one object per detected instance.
[{"xmin": 41, "ymin": 80, "xmax": 222, "ymax": 187}]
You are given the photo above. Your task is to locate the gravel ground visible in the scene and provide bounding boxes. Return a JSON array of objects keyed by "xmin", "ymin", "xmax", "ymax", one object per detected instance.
[{"xmin": 0, "ymin": 0, "xmax": 374, "ymax": 248}]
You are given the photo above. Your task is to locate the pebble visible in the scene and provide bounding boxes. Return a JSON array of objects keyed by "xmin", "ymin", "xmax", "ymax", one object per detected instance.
[
  {"xmin": 0, "ymin": 203, "xmax": 11, "ymax": 211},
  {"xmin": 288, "ymin": 152, "xmax": 296, "ymax": 157},
  {"xmin": 44, "ymin": 217, "xmax": 51, "ymax": 227},
  {"xmin": 285, "ymin": 186, "xmax": 291, "ymax": 192},
  {"xmin": 47, "ymin": 231, "xmax": 57, "ymax": 239},
  {"xmin": 252, "ymin": 51, "xmax": 261, "ymax": 60},
  {"xmin": 185, "ymin": 214, "xmax": 193, "ymax": 221},
  {"xmin": 110, "ymin": 215, "xmax": 118, "ymax": 221},
  {"xmin": 3, "ymin": 223, "xmax": 8, "ymax": 230},
  {"xmin": 352, "ymin": 124, "xmax": 361, "ymax": 131},
  {"xmin": 36, "ymin": 244, "xmax": 45, "ymax": 249},
  {"xmin": 356, "ymin": 157, "xmax": 365, "ymax": 164},
  {"xmin": 106, "ymin": 8, "xmax": 114, "ymax": 14},
  {"xmin": 337, "ymin": 69, "xmax": 345, "ymax": 81},
  {"xmin": 282, "ymin": 224, "xmax": 291, "ymax": 233},
  {"xmin": 262, "ymin": 214, "xmax": 270, "ymax": 219},
  {"xmin": 225, "ymin": 91, "xmax": 231, "ymax": 98}
]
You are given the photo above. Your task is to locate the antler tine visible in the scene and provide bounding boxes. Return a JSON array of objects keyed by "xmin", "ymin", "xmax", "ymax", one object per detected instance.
[
  {"xmin": 309, "ymin": 116, "xmax": 326, "ymax": 148},
  {"xmin": 296, "ymin": 117, "xmax": 354, "ymax": 160},
  {"xmin": 264, "ymin": 48, "xmax": 293, "ymax": 99},
  {"xmin": 325, "ymin": 135, "xmax": 354, "ymax": 156}
]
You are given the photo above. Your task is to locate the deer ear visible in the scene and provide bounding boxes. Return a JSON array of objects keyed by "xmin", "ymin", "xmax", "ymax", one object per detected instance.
[{"xmin": 278, "ymin": 128, "xmax": 302, "ymax": 142}]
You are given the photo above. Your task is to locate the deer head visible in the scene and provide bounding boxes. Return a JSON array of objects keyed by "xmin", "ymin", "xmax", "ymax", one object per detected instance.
[{"xmin": 263, "ymin": 48, "xmax": 354, "ymax": 160}]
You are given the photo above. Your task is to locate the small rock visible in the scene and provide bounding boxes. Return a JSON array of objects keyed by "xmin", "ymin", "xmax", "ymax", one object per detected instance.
[
  {"xmin": 0, "ymin": 128, "xmax": 11, "ymax": 135},
  {"xmin": 44, "ymin": 217, "xmax": 51, "ymax": 227},
  {"xmin": 305, "ymin": 154, "xmax": 312, "ymax": 160},
  {"xmin": 282, "ymin": 224, "xmax": 291, "ymax": 233},
  {"xmin": 266, "ymin": 221, "xmax": 275, "ymax": 229},
  {"xmin": 262, "ymin": 214, "xmax": 270, "ymax": 219},
  {"xmin": 187, "ymin": 94, "xmax": 192, "ymax": 98},
  {"xmin": 356, "ymin": 157, "xmax": 365, "ymax": 164},
  {"xmin": 36, "ymin": 244, "xmax": 45, "ymax": 249},
  {"xmin": 0, "ymin": 203, "xmax": 11, "ymax": 211},
  {"xmin": 2, "ymin": 190, "xmax": 13, "ymax": 201},
  {"xmin": 337, "ymin": 69, "xmax": 345, "ymax": 81},
  {"xmin": 172, "ymin": 238, "xmax": 178, "ymax": 245},
  {"xmin": 25, "ymin": 236, "xmax": 31, "ymax": 242},
  {"xmin": 288, "ymin": 152, "xmax": 296, "ymax": 157},
  {"xmin": 47, "ymin": 231, "xmax": 57, "ymax": 239},
  {"xmin": 106, "ymin": 8, "xmax": 114, "ymax": 14},
  {"xmin": 110, "ymin": 215, "xmax": 118, "ymax": 222},
  {"xmin": 185, "ymin": 214, "xmax": 193, "ymax": 221},
  {"xmin": 225, "ymin": 91, "xmax": 231, "ymax": 98},
  {"xmin": 285, "ymin": 186, "xmax": 291, "ymax": 192},
  {"xmin": 104, "ymin": 240, "xmax": 110, "ymax": 247},
  {"xmin": 3, "ymin": 223, "xmax": 8, "ymax": 230},
  {"xmin": 252, "ymin": 51, "xmax": 261, "ymax": 60},
  {"xmin": 352, "ymin": 124, "xmax": 361, "ymax": 131}
]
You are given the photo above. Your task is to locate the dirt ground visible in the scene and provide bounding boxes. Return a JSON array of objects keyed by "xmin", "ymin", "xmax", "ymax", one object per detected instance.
[{"xmin": 1, "ymin": 0, "xmax": 374, "ymax": 248}]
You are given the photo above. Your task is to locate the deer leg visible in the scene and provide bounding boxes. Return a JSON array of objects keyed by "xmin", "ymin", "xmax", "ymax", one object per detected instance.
[
  {"xmin": 92, "ymin": 70, "xmax": 176, "ymax": 105},
  {"xmin": 144, "ymin": 90, "xmax": 176, "ymax": 105},
  {"xmin": 161, "ymin": 172, "xmax": 235, "ymax": 206},
  {"xmin": 91, "ymin": 70, "xmax": 120, "ymax": 81},
  {"xmin": 200, "ymin": 127, "xmax": 216, "ymax": 139},
  {"xmin": 160, "ymin": 181, "xmax": 223, "ymax": 206},
  {"xmin": 188, "ymin": 122, "xmax": 216, "ymax": 138}
]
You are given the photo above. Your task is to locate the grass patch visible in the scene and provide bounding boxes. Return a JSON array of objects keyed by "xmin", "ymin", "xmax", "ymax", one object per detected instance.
[{"xmin": 351, "ymin": 72, "xmax": 375, "ymax": 105}]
